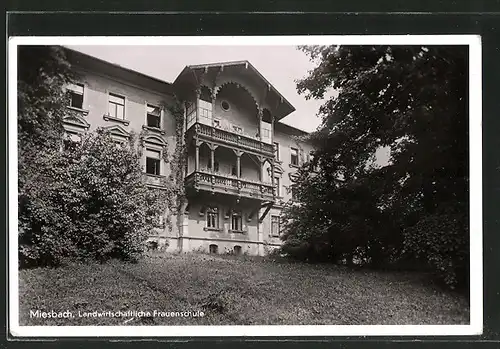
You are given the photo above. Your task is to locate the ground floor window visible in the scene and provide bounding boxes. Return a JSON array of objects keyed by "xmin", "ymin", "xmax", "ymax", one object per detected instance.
[
  {"xmin": 145, "ymin": 148, "xmax": 161, "ymax": 175},
  {"xmin": 209, "ymin": 244, "xmax": 218, "ymax": 254},
  {"xmin": 271, "ymin": 215, "xmax": 281, "ymax": 237},
  {"xmin": 231, "ymin": 211, "xmax": 243, "ymax": 232},
  {"xmin": 206, "ymin": 206, "xmax": 219, "ymax": 229},
  {"xmin": 233, "ymin": 245, "xmax": 242, "ymax": 255}
]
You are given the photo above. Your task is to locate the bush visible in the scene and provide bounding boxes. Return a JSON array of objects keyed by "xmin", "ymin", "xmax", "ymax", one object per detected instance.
[
  {"xmin": 403, "ymin": 203, "xmax": 469, "ymax": 288},
  {"xmin": 19, "ymin": 129, "xmax": 171, "ymax": 267}
]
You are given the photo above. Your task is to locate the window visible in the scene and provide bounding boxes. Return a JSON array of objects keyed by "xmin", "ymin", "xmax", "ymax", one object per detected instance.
[
  {"xmin": 198, "ymin": 99, "xmax": 212, "ymax": 124},
  {"xmin": 231, "ymin": 211, "xmax": 243, "ymax": 232},
  {"xmin": 274, "ymin": 142, "xmax": 280, "ymax": 160},
  {"xmin": 206, "ymin": 207, "xmax": 219, "ymax": 229},
  {"xmin": 67, "ymin": 83, "xmax": 84, "ymax": 109},
  {"xmin": 209, "ymin": 244, "xmax": 218, "ymax": 254},
  {"xmin": 290, "ymin": 147, "xmax": 299, "ymax": 166},
  {"xmin": 271, "ymin": 215, "xmax": 281, "ymax": 237},
  {"xmin": 275, "ymin": 176, "xmax": 281, "ymax": 197},
  {"xmin": 233, "ymin": 245, "xmax": 242, "ymax": 255},
  {"xmin": 186, "ymin": 102, "xmax": 196, "ymax": 128},
  {"xmin": 146, "ymin": 104, "xmax": 161, "ymax": 128},
  {"xmin": 221, "ymin": 100, "xmax": 230, "ymax": 111},
  {"xmin": 108, "ymin": 93, "xmax": 125, "ymax": 119},
  {"xmin": 146, "ymin": 148, "xmax": 161, "ymax": 175},
  {"xmin": 309, "ymin": 152, "xmax": 319, "ymax": 172}
]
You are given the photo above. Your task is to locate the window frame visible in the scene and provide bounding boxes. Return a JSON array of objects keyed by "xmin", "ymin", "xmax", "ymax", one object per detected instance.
[
  {"xmin": 198, "ymin": 98, "xmax": 213, "ymax": 125},
  {"xmin": 206, "ymin": 206, "xmax": 220, "ymax": 230},
  {"xmin": 230, "ymin": 210, "xmax": 243, "ymax": 232},
  {"xmin": 67, "ymin": 83, "xmax": 85, "ymax": 110},
  {"xmin": 107, "ymin": 92, "xmax": 126, "ymax": 120},
  {"xmin": 146, "ymin": 103, "xmax": 162, "ymax": 129},
  {"xmin": 271, "ymin": 215, "xmax": 281, "ymax": 237},
  {"xmin": 290, "ymin": 147, "xmax": 299, "ymax": 166},
  {"xmin": 145, "ymin": 148, "xmax": 162, "ymax": 176}
]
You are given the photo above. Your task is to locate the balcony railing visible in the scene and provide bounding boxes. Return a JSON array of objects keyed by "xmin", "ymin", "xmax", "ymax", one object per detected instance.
[
  {"xmin": 185, "ymin": 170, "xmax": 275, "ymax": 201},
  {"xmin": 189, "ymin": 123, "xmax": 275, "ymax": 156},
  {"xmin": 143, "ymin": 173, "xmax": 167, "ymax": 188}
]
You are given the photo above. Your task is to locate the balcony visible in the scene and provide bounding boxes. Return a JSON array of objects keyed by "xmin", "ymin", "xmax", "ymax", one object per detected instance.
[
  {"xmin": 143, "ymin": 173, "xmax": 167, "ymax": 188},
  {"xmin": 187, "ymin": 123, "xmax": 274, "ymax": 157},
  {"xmin": 185, "ymin": 170, "xmax": 275, "ymax": 202}
]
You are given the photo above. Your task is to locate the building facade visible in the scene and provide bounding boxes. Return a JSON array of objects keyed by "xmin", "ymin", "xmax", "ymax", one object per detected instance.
[{"xmin": 63, "ymin": 48, "xmax": 314, "ymax": 256}]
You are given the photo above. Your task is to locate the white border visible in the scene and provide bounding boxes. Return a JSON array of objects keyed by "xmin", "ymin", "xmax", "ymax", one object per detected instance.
[{"xmin": 8, "ymin": 35, "xmax": 482, "ymax": 337}]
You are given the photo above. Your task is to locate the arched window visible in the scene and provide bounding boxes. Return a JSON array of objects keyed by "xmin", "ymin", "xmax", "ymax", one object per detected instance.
[
  {"xmin": 209, "ymin": 244, "xmax": 219, "ymax": 254},
  {"xmin": 233, "ymin": 245, "xmax": 242, "ymax": 255}
]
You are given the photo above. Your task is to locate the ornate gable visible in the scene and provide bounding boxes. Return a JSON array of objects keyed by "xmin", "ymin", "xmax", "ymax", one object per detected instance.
[
  {"xmin": 63, "ymin": 114, "xmax": 90, "ymax": 134},
  {"xmin": 103, "ymin": 125, "xmax": 130, "ymax": 143},
  {"xmin": 143, "ymin": 134, "xmax": 167, "ymax": 147}
]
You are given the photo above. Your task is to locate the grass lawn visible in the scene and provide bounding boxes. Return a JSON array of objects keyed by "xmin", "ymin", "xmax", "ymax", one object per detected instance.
[{"xmin": 19, "ymin": 252, "xmax": 469, "ymax": 326}]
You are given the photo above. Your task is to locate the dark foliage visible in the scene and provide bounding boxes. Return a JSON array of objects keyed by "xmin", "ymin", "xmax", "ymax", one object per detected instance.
[
  {"xmin": 281, "ymin": 45, "xmax": 469, "ymax": 288},
  {"xmin": 17, "ymin": 46, "xmax": 170, "ymax": 267}
]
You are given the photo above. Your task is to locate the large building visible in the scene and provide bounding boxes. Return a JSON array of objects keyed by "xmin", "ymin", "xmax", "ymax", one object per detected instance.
[{"xmin": 62, "ymin": 48, "xmax": 314, "ymax": 256}]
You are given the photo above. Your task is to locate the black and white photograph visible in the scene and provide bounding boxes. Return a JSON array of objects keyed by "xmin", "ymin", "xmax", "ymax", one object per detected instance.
[{"xmin": 8, "ymin": 36, "xmax": 482, "ymax": 337}]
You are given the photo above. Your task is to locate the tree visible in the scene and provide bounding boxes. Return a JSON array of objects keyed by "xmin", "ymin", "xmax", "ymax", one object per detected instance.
[
  {"xmin": 18, "ymin": 46, "xmax": 77, "ymax": 152},
  {"xmin": 281, "ymin": 45, "xmax": 469, "ymax": 288},
  {"xmin": 18, "ymin": 45, "xmax": 77, "ymax": 266}
]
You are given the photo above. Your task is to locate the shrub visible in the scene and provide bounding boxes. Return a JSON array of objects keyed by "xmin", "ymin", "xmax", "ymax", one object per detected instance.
[
  {"xmin": 19, "ymin": 129, "xmax": 171, "ymax": 267},
  {"xmin": 403, "ymin": 203, "xmax": 469, "ymax": 288}
]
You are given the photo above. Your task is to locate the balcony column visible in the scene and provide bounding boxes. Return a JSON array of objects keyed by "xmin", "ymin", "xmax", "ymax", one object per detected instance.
[
  {"xmin": 232, "ymin": 149, "xmax": 242, "ymax": 178},
  {"xmin": 210, "ymin": 146, "xmax": 215, "ymax": 171},
  {"xmin": 257, "ymin": 156, "xmax": 264, "ymax": 181},
  {"xmin": 195, "ymin": 141, "xmax": 200, "ymax": 171},
  {"xmin": 211, "ymin": 89, "xmax": 217, "ymax": 120},
  {"xmin": 271, "ymin": 161, "xmax": 275, "ymax": 195},
  {"xmin": 236, "ymin": 155, "xmax": 241, "ymax": 178},
  {"xmin": 207, "ymin": 143, "xmax": 218, "ymax": 172},
  {"xmin": 195, "ymin": 88, "xmax": 201, "ymax": 124},
  {"xmin": 270, "ymin": 114, "xmax": 274, "ymax": 145},
  {"xmin": 257, "ymin": 107, "xmax": 263, "ymax": 140}
]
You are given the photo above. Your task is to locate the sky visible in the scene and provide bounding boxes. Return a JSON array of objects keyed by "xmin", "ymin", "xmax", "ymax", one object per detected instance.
[{"xmin": 66, "ymin": 45, "xmax": 326, "ymax": 132}]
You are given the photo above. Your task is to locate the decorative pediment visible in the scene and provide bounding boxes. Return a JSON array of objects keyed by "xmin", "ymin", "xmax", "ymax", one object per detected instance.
[
  {"xmin": 143, "ymin": 134, "xmax": 167, "ymax": 147},
  {"xmin": 103, "ymin": 125, "xmax": 130, "ymax": 139},
  {"xmin": 63, "ymin": 114, "xmax": 90, "ymax": 130}
]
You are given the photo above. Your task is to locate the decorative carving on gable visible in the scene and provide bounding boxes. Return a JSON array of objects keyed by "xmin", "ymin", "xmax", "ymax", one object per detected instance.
[
  {"xmin": 63, "ymin": 114, "xmax": 90, "ymax": 135},
  {"xmin": 63, "ymin": 114, "xmax": 90, "ymax": 130},
  {"xmin": 143, "ymin": 134, "xmax": 167, "ymax": 147},
  {"xmin": 213, "ymin": 80, "xmax": 260, "ymax": 112},
  {"xmin": 103, "ymin": 124, "xmax": 130, "ymax": 138}
]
